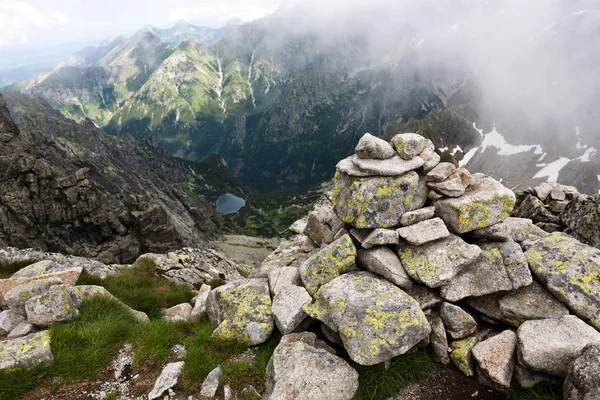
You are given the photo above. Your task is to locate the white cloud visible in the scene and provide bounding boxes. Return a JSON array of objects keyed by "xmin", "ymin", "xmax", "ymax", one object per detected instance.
[
  {"xmin": 167, "ymin": 0, "xmax": 282, "ymax": 25},
  {"xmin": 0, "ymin": 1, "xmax": 70, "ymax": 47}
]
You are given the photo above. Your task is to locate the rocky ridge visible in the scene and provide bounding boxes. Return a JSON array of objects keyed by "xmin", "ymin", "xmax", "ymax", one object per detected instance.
[{"xmin": 3, "ymin": 132, "xmax": 600, "ymax": 399}]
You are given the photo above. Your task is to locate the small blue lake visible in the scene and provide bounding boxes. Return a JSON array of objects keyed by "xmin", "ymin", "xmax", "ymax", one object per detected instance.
[{"xmin": 216, "ymin": 193, "xmax": 245, "ymax": 214}]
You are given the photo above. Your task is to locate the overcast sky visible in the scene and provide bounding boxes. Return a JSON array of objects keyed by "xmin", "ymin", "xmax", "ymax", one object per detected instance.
[{"xmin": 0, "ymin": 0, "xmax": 289, "ymax": 49}]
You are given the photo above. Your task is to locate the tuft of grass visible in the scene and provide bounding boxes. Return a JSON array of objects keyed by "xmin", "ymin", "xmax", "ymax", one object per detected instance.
[
  {"xmin": 352, "ymin": 351, "xmax": 432, "ymax": 400},
  {"xmin": 104, "ymin": 393, "xmax": 117, "ymax": 400},
  {"xmin": 130, "ymin": 319, "xmax": 193, "ymax": 367},
  {"xmin": 77, "ymin": 260, "xmax": 193, "ymax": 319},
  {"xmin": 207, "ymin": 277, "xmax": 226, "ymax": 289},
  {"xmin": 0, "ymin": 259, "xmax": 36, "ymax": 278},
  {"xmin": 0, "ymin": 297, "xmax": 137, "ymax": 400},
  {"xmin": 508, "ymin": 385, "xmax": 563, "ymax": 400}
]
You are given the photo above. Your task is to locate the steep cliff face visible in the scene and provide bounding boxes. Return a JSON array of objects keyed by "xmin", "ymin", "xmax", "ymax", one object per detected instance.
[{"xmin": 0, "ymin": 93, "xmax": 222, "ymax": 263}]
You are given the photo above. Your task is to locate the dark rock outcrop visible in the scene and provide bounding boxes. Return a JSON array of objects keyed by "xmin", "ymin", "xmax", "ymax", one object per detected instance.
[{"xmin": 0, "ymin": 93, "xmax": 221, "ymax": 263}]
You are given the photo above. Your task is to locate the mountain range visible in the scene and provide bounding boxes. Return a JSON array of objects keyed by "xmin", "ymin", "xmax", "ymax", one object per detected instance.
[{"xmin": 4, "ymin": 0, "xmax": 600, "ymax": 194}]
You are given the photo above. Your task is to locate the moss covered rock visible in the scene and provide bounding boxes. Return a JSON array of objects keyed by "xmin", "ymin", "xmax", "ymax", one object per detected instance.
[
  {"xmin": 24, "ymin": 284, "xmax": 81, "ymax": 327},
  {"xmin": 206, "ymin": 279, "xmax": 274, "ymax": 345},
  {"xmin": 561, "ymin": 194, "xmax": 600, "ymax": 249},
  {"xmin": 332, "ymin": 170, "xmax": 425, "ymax": 229},
  {"xmin": 4, "ymin": 277, "xmax": 64, "ymax": 316},
  {"xmin": 299, "ymin": 234, "xmax": 357, "ymax": 296},
  {"xmin": 0, "ymin": 331, "xmax": 53, "ymax": 370},
  {"xmin": 303, "ymin": 271, "xmax": 430, "ymax": 366},
  {"xmin": 525, "ymin": 232, "xmax": 600, "ymax": 330},
  {"xmin": 434, "ymin": 173, "xmax": 516, "ymax": 234},
  {"xmin": 449, "ymin": 329, "xmax": 491, "ymax": 376}
]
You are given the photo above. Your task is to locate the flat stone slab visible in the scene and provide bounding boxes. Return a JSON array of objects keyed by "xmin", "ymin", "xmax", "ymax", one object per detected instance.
[{"xmin": 397, "ymin": 217, "xmax": 450, "ymax": 246}]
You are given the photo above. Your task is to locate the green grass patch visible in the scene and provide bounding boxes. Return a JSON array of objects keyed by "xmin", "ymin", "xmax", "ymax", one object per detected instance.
[
  {"xmin": 508, "ymin": 385, "xmax": 563, "ymax": 400},
  {"xmin": 0, "ymin": 297, "xmax": 137, "ymax": 400},
  {"xmin": 207, "ymin": 277, "xmax": 226, "ymax": 288},
  {"xmin": 77, "ymin": 259, "xmax": 193, "ymax": 319},
  {"xmin": 352, "ymin": 351, "xmax": 432, "ymax": 400},
  {"xmin": 130, "ymin": 319, "xmax": 194, "ymax": 367},
  {"xmin": 0, "ymin": 259, "xmax": 36, "ymax": 278}
]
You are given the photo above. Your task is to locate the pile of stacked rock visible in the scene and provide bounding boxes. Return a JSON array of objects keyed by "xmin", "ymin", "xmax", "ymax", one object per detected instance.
[{"xmin": 252, "ymin": 132, "xmax": 600, "ymax": 399}]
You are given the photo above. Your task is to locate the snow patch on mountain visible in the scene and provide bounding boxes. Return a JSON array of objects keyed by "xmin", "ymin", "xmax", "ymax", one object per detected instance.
[{"xmin": 533, "ymin": 157, "xmax": 572, "ymax": 181}]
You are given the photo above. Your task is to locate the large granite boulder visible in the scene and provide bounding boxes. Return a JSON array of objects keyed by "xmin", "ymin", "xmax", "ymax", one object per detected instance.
[
  {"xmin": 206, "ymin": 279, "xmax": 274, "ymax": 345},
  {"xmin": 561, "ymin": 194, "xmax": 600, "ymax": 249},
  {"xmin": 0, "ymin": 310, "xmax": 26, "ymax": 336},
  {"xmin": 263, "ymin": 332, "xmax": 359, "ymax": 400},
  {"xmin": 253, "ymin": 236, "xmax": 310, "ymax": 278},
  {"xmin": 564, "ymin": 344, "xmax": 600, "ymax": 400},
  {"xmin": 517, "ymin": 316, "xmax": 600, "ymax": 377},
  {"xmin": 299, "ymin": 234, "xmax": 356, "ymax": 296},
  {"xmin": 396, "ymin": 217, "xmax": 450, "ymax": 246},
  {"xmin": 439, "ymin": 302, "xmax": 478, "ymax": 340},
  {"xmin": 357, "ymin": 247, "xmax": 412, "ymax": 290},
  {"xmin": 397, "ymin": 234, "xmax": 481, "ymax": 288},
  {"xmin": 525, "ymin": 233, "xmax": 600, "ymax": 329},
  {"xmin": 355, "ymin": 133, "xmax": 396, "ymax": 159},
  {"xmin": 513, "ymin": 194, "xmax": 561, "ymax": 225},
  {"xmin": 332, "ymin": 170, "xmax": 425, "ymax": 229},
  {"xmin": 391, "ymin": 133, "xmax": 426, "ymax": 160},
  {"xmin": 4, "ymin": 277, "xmax": 64, "ymax": 315},
  {"xmin": 472, "ymin": 217, "xmax": 549, "ymax": 243},
  {"xmin": 162, "ymin": 248, "xmax": 246, "ymax": 287},
  {"xmin": 303, "ymin": 271, "xmax": 430, "ymax": 365},
  {"xmin": 434, "ymin": 174, "xmax": 515, "ymax": 234},
  {"xmin": 472, "ymin": 330, "xmax": 517, "ymax": 393},
  {"xmin": 0, "ymin": 331, "xmax": 53, "ymax": 370},
  {"xmin": 25, "ymin": 284, "xmax": 81, "ymax": 326},
  {"xmin": 441, "ymin": 241, "xmax": 532, "ymax": 301},
  {"xmin": 272, "ymin": 285, "xmax": 312, "ymax": 334}
]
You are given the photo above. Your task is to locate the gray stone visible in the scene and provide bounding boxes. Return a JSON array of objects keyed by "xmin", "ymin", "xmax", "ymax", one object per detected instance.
[
  {"xmin": 472, "ymin": 330, "xmax": 517, "ymax": 393},
  {"xmin": 439, "ymin": 302, "xmax": 478, "ymax": 340},
  {"xmin": 434, "ymin": 173, "xmax": 516, "ymax": 234},
  {"xmin": 164, "ymin": 303, "xmax": 193, "ymax": 322},
  {"xmin": 190, "ymin": 284, "xmax": 211, "ymax": 320},
  {"xmin": 206, "ymin": 279, "xmax": 274, "ymax": 345},
  {"xmin": 514, "ymin": 363, "xmax": 557, "ymax": 389},
  {"xmin": 25, "ymin": 284, "xmax": 81, "ymax": 327},
  {"xmin": 406, "ymin": 284, "xmax": 443, "ymax": 310},
  {"xmin": 0, "ymin": 331, "xmax": 53, "ymax": 370},
  {"xmin": 303, "ymin": 271, "xmax": 430, "ymax": 366},
  {"xmin": 426, "ymin": 162, "xmax": 456, "ymax": 182},
  {"xmin": 355, "ymin": 133, "xmax": 396, "ymax": 159},
  {"xmin": 420, "ymin": 140, "xmax": 441, "ymax": 172},
  {"xmin": 498, "ymin": 281, "xmax": 569, "ymax": 322},
  {"xmin": 561, "ymin": 194, "xmax": 600, "ymax": 250},
  {"xmin": 550, "ymin": 188, "xmax": 566, "ymax": 201},
  {"xmin": 564, "ymin": 344, "xmax": 600, "ymax": 400},
  {"xmin": 11, "ymin": 259, "xmax": 74, "ymax": 279},
  {"xmin": 0, "ymin": 310, "xmax": 26, "ymax": 336},
  {"xmin": 253, "ymin": 236, "xmax": 309, "ymax": 278},
  {"xmin": 391, "ymin": 133, "xmax": 426, "ymax": 160},
  {"xmin": 134, "ymin": 253, "xmax": 181, "ymax": 272},
  {"xmin": 268, "ymin": 267, "xmax": 301, "ymax": 297},
  {"xmin": 148, "ymin": 361, "xmax": 185, "ymax": 400},
  {"xmin": 263, "ymin": 332, "xmax": 359, "ymax": 400},
  {"xmin": 517, "ymin": 316, "xmax": 600, "ymax": 377},
  {"xmin": 534, "ymin": 182, "xmax": 555, "ymax": 201},
  {"xmin": 398, "ymin": 234, "xmax": 481, "ymax": 288},
  {"xmin": 4, "ymin": 277, "xmax": 64, "ymax": 315},
  {"xmin": 199, "ymin": 366, "xmax": 222, "ymax": 398},
  {"xmin": 397, "ymin": 217, "xmax": 450, "ymax": 246},
  {"xmin": 427, "ymin": 168, "xmax": 472, "ymax": 198},
  {"xmin": 272, "ymin": 285, "xmax": 312, "ymax": 334},
  {"xmin": 449, "ymin": 329, "xmax": 492, "ymax": 376},
  {"xmin": 289, "ymin": 217, "xmax": 308, "ymax": 235},
  {"xmin": 359, "ymin": 228, "xmax": 399, "ymax": 249},
  {"xmin": 336, "ymin": 155, "xmax": 424, "ymax": 177},
  {"xmin": 304, "ymin": 205, "xmax": 337, "ymax": 247},
  {"xmin": 7, "ymin": 321, "xmax": 37, "ymax": 338},
  {"xmin": 427, "ymin": 313, "xmax": 450, "ymax": 364},
  {"xmin": 357, "ymin": 247, "xmax": 412, "ymax": 290},
  {"xmin": 548, "ymin": 199, "xmax": 569, "ymax": 213},
  {"xmin": 472, "ymin": 217, "xmax": 549, "ymax": 243},
  {"xmin": 440, "ymin": 241, "xmax": 532, "ymax": 302},
  {"xmin": 399, "ymin": 206, "xmax": 435, "ymax": 227},
  {"xmin": 512, "ymin": 195, "xmax": 561, "ymax": 225},
  {"xmin": 525, "ymin": 233, "xmax": 600, "ymax": 330},
  {"xmin": 299, "ymin": 234, "xmax": 356, "ymax": 296},
  {"xmin": 164, "ymin": 248, "xmax": 246, "ymax": 286}
]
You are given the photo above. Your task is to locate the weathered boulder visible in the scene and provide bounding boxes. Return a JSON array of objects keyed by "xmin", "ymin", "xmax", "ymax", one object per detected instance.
[
  {"xmin": 263, "ymin": 332, "xmax": 358, "ymax": 400},
  {"xmin": 450, "ymin": 329, "xmax": 491, "ymax": 376},
  {"xmin": 163, "ymin": 248, "xmax": 245, "ymax": 286},
  {"xmin": 289, "ymin": 217, "xmax": 308, "ymax": 234},
  {"xmin": 564, "ymin": 344, "xmax": 600, "ymax": 400},
  {"xmin": 419, "ymin": 139, "xmax": 441, "ymax": 172},
  {"xmin": 10, "ymin": 260, "xmax": 78, "ymax": 280},
  {"xmin": 190, "ymin": 284, "xmax": 211, "ymax": 320},
  {"xmin": 336, "ymin": 154, "xmax": 424, "ymax": 177},
  {"xmin": 439, "ymin": 302, "xmax": 477, "ymax": 339},
  {"xmin": 355, "ymin": 133, "xmax": 397, "ymax": 159},
  {"xmin": 199, "ymin": 366, "xmax": 222, "ymax": 398},
  {"xmin": 525, "ymin": 233, "xmax": 600, "ymax": 329},
  {"xmin": 74, "ymin": 285, "xmax": 150, "ymax": 323},
  {"xmin": 441, "ymin": 241, "xmax": 532, "ymax": 301},
  {"xmin": 399, "ymin": 206, "xmax": 435, "ymax": 227},
  {"xmin": 272, "ymin": 285, "xmax": 312, "ymax": 334},
  {"xmin": 391, "ymin": 133, "xmax": 426, "ymax": 160},
  {"xmin": 304, "ymin": 205, "xmax": 338, "ymax": 247},
  {"xmin": 4, "ymin": 277, "xmax": 64, "ymax": 315},
  {"xmin": 332, "ymin": 170, "xmax": 424, "ymax": 228},
  {"xmin": 427, "ymin": 313, "xmax": 450, "ymax": 364},
  {"xmin": 357, "ymin": 247, "xmax": 412, "ymax": 290},
  {"xmin": 472, "ymin": 217, "xmax": 549, "ymax": 243},
  {"xmin": 434, "ymin": 173, "xmax": 515, "ymax": 234},
  {"xmin": 472, "ymin": 330, "xmax": 517, "ymax": 393},
  {"xmin": 253, "ymin": 236, "xmax": 309, "ymax": 278},
  {"xmin": 406, "ymin": 284, "xmax": 442, "ymax": 310},
  {"xmin": 1, "ymin": 265, "xmax": 82, "ymax": 301},
  {"xmin": 514, "ymin": 363, "xmax": 558, "ymax": 389},
  {"xmin": 498, "ymin": 281, "xmax": 569, "ymax": 323},
  {"xmin": 268, "ymin": 267, "xmax": 301, "ymax": 297},
  {"xmin": 426, "ymin": 162, "xmax": 456, "ymax": 182},
  {"xmin": 0, "ymin": 310, "xmax": 26, "ymax": 336},
  {"xmin": 25, "ymin": 284, "xmax": 81, "ymax": 327},
  {"xmin": 351, "ymin": 228, "xmax": 399, "ymax": 249},
  {"xmin": 517, "ymin": 316, "xmax": 600, "ymax": 377},
  {"xmin": 133, "ymin": 253, "xmax": 181, "ymax": 271},
  {"xmin": 163, "ymin": 303, "xmax": 193, "ymax": 322},
  {"xmin": 427, "ymin": 168, "xmax": 472, "ymax": 198},
  {"xmin": 7, "ymin": 321, "xmax": 36, "ymax": 338},
  {"xmin": 0, "ymin": 331, "xmax": 53, "ymax": 370},
  {"xmin": 397, "ymin": 234, "xmax": 481, "ymax": 288},
  {"xmin": 397, "ymin": 217, "xmax": 450, "ymax": 246},
  {"xmin": 561, "ymin": 194, "xmax": 600, "ymax": 249},
  {"xmin": 512, "ymin": 195, "xmax": 561, "ymax": 225},
  {"xmin": 299, "ymin": 234, "xmax": 356, "ymax": 296},
  {"xmin": 303, "ymin": 271, "xmax": 430, "ymax": 365},
  {"xmin": 206, "ymin": 279, "xmax": 274, "ymax": 345},
  {"xmin": 148, "ymin": 361, "xmax": 185, "ymax": 400}
]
